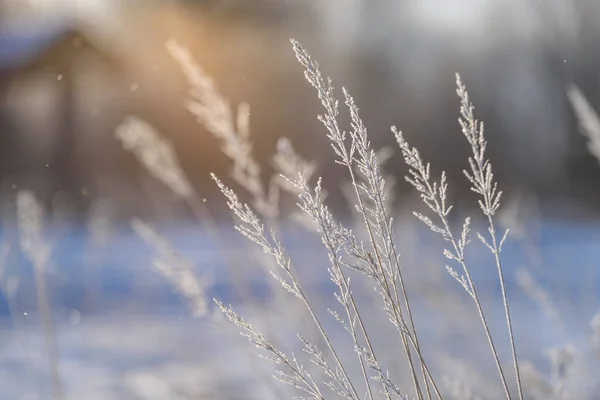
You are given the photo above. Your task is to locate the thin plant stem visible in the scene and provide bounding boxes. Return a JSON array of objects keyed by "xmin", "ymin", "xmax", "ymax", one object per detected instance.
[
  {"xmin": 344, "ymin": 89, "xmax": 435, "ymax": 399},
  {"xmin": 395, "ymin": 126, "xmax": 512, "ymax": 399},
  {"xmin": 213, "ymin": 175, "xmax": 360, "ymax": 399},
  {"xmin": 489, "ymin": 217, "xmax": 523, "ymax": 400},
  {"xmin": 456, "ymin": 73, "xmax": 522, "ymax": 399},
  {"xmin": 291, "ymin": 39, "xmax": 424, "ymax": 399}
]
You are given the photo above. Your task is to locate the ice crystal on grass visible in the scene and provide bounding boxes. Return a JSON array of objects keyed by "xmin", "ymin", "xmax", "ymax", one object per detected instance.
[{"xmin": 396, "ymin": 75, "xmax": 522, "ymax": 400}]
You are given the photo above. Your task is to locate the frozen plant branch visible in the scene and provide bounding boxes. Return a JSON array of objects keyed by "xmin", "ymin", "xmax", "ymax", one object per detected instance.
[
  {"xmin": 456, "ymin": 74, "xmax": 522, "ymax": 400},
  {"xmin": 395, "ymin": 76, "xmax": 518, "ymax": 398},
  {"xmin": 212, "ymin": 173, "xmax": 359, "ymax": 399},
  {"xmin": 216, "ymin": 301, "xmax": 325, "ymax": 399}
]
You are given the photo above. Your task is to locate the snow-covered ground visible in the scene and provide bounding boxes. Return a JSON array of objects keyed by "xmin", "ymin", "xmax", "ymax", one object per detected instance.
[{"xmin": 1, "ymin": 216, "xmax": 600, "ymax": 399}]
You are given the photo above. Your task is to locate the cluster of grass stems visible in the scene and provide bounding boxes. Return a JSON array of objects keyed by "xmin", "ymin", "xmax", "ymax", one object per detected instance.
[
  {"xmin": 8, "ymin": 35, "xmax": 600, "ymax": 399},
  {"xmin": 165, "ymin": 38, "xmax": 526, "ymax": 399}
]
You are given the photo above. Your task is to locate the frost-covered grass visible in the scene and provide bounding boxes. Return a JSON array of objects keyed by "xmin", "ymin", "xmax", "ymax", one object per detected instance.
[
  {"xmin": 3, "ymin": 36, "xmax": 600, "ymax": 400},
  {"xmin": 203, "ymin": 40, "xmax": 524, "ymax": 400}
]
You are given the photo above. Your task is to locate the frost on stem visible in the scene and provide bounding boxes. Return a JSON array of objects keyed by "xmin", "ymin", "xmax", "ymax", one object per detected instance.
[
  {"xmin": 293, "ymin": 38, "xmax": 434, "ymax": 399},
  {"xmin": 213, "ymin": 171, "xmax": 361, "ymax": 399},
  {"xmin": 211, "ymin": 173, "xmax": 301, "ymax": 299},
  {"xmin": 395, "ymin": 76, "xmax": 520, "ymax": 400},
  {"xmin": 215, "ymin": 300, "xmax": 325, "ymax": 399},
  {"xmin": 456, "ymin": 74, "xmax": 502, "ymax": 219}
]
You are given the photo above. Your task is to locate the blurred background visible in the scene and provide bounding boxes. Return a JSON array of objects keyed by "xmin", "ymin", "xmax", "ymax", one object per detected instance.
[
  {"xmin": 2, "ymin": 0, "xmax": 600, "ymax": 399},
  {"xmin": 1, "ymin": 0, "xmax": 600, "ymax": 220}
]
